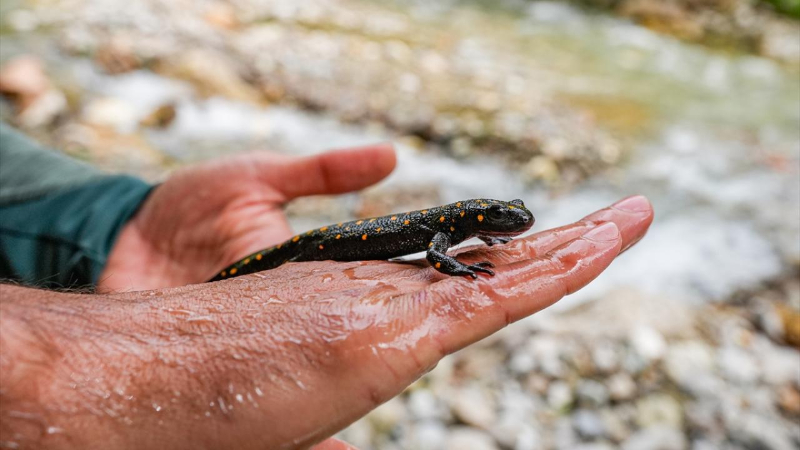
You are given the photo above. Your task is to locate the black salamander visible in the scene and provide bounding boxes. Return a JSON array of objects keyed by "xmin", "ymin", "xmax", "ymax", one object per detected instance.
[{"xmin": 209, "ymin": 199, "xmax": 534, "ymax": 281}]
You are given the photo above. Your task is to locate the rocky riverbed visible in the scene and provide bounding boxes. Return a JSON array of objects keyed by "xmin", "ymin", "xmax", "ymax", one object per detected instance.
[{"xmin": 1, "ymin": 0, "xmax": 798, "ymax": 449}]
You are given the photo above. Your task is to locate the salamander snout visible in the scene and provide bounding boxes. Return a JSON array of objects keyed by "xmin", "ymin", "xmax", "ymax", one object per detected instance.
[{"xmin": 481, "ymin": 199, "xmax": 535, "ymax": 235}]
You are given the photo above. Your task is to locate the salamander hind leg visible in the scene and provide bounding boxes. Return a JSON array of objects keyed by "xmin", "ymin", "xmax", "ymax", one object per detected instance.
[{"xmin": 427, "ymin": 232, "xmax": 495, "ymax": 279}]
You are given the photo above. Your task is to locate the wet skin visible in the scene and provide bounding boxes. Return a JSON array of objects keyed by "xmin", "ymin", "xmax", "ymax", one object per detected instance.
[
  {"xmin": 210, "ymin": 199, "xmax": 535, "ymax": 281},
  {"xmin": 2, "ymin": 145, "xmax": 654, "ymax": 450},
  {"xmin": 0, "ymin": 197, "xmax": 653, "ymax": 450}
]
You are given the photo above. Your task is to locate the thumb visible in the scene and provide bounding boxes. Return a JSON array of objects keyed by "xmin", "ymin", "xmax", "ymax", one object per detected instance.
[{"xmin": 256, "ymin": 143, "xmax": 396, "ymax": 201}]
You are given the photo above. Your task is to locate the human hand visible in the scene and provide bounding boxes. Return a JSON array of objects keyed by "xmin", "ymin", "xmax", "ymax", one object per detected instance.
[
  {"xmin": 97, "ymin": 143, "xmax": 397, "ymax": 292},
  {"xmin": 1, "ymin": 196, "xmax": 652, "ymax": 449}
]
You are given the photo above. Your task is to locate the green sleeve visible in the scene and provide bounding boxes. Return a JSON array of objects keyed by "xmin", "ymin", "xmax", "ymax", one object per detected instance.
[{"xmin": 0, "ymin": 122, "xmax": 154, "ymax": 289}]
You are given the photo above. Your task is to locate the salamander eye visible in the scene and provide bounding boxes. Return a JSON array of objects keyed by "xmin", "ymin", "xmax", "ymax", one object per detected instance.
[{"xmin": 487, "ymin": 204, "xmax": 505, "ymax": 220}]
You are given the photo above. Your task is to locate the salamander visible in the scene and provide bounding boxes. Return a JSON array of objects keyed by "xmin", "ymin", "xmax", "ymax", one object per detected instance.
[{"xmin": 209, "ymin": 198, "xmax": 534, "ymax": 281}]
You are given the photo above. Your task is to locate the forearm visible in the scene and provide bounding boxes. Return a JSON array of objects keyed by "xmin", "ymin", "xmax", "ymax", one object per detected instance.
[
  {"xmin": 0, "ymin": 281, "xmax": 393, "ymax": 450},
  {"xmin": 1, "ymin": 285, "xmax": 138, "ymax": 449}
]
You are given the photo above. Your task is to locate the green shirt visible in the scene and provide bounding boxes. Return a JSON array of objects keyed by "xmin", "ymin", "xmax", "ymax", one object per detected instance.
[{"xmin": 0, "ymin": 122, "xmax": 154, "ymax": 289}]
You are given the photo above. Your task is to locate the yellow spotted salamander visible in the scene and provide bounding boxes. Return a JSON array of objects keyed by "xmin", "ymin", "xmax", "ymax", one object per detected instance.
[{"xmin": 209, "ymin": 199, "xmax": 534, "ymax": 281}]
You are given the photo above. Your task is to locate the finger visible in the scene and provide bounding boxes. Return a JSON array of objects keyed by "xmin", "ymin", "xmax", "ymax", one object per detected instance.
[
  {"xmin": 255, "ymin": 143, "xmax": 396, "ymax": 201},
  {"xmin": 311, "ymin": 438, "xmax": 360, "ymax": 450},
  {"xmin": 415, "ymin": 222, "xmax": 622, "ymax": 358},
  {"xmin": 454, "ymin": 195, "xmax": 653, "ymax": 266}
]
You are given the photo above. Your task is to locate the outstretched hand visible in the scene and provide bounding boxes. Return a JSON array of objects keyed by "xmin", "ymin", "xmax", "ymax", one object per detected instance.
[
  {"xmin": 98, "ymin": 143, "xmax": 397, "ymax": 292},
  {"xmin": 4, "ymin": 180, "xmax": 652, "ymax": 449}
]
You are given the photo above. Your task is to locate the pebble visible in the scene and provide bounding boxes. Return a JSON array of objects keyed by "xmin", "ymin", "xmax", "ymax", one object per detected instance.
[
  {"xmin": 636, "ymin": 394, "xmax": 683, "ymax": 429},
  {"xmin": 717, "ymin": 346, "xmax": 760, "ymax": 384},
  {"xmin": 444, "ymin": 427, "xmax": 499, "ymax": 450},
  {"xmin": 622, "ymin": 425, "xmax": 687, "ymax": 450},
  {"xmin": 547, "ymin": 381, "xmax": 574, "ymax": 410},
  {"xmin": 607, "ymin": 373, "xmax": 637, "ymax": 401},
  {"xmin": 572, "ymin": 409, "xmax": 607, "ymax": 439},
  {"xmin": 629, "ymin": 326, "xmax": 667, "ymax": 361},
  {"xmin": 576, "ymin": 380, "xmax": 610, "ymax": 407},
  {"xmin": 451, "ymin": 386, "xmax": 496, "ymax": 429}
]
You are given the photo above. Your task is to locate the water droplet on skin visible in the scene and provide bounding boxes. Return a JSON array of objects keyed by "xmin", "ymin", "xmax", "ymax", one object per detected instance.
[
  {"xmin": 186, "ymin": 314, "xmax": 213, "ymax": 323},
  {"xmin": 152, "ymin": 403, "xmax": 162, "ymax": 412},
  {"xmin": 236, "ymin": 394, "xmax": 244, "ymax": 403},
  {"xmin": 254, "ymin": 387, "xmax": 264, "ymax": 397},
  {"xmin": 321, "ymin": 274, "xmax": 333, "ymax": 283},
  {"xmin": 264, "ymin": 297, "xmax": 285, "ymax": 305},
  {"xmin": 46, "ymin": 427, "xmax": 63, "ymax": 435}
]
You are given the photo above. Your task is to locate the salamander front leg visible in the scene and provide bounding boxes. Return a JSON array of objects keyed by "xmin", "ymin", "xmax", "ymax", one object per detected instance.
[
  {"xmin": 479, "ymin": 235, "xmax": 513, "ymax": 246},
  {"xmin": 426, "ymin": 232, "xmax": 495, "ymax": 279}
]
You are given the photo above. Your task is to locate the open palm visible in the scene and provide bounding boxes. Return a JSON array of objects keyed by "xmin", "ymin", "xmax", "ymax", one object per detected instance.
[{"xmin": 97, "ymin": 143, "xmax": 396, "ymax": 292}]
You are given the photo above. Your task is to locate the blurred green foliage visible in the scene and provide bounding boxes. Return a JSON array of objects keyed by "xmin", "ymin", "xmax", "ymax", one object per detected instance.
[{"xmin": 762, "ymin": 0, "xmax": 800, "ymax": 18}]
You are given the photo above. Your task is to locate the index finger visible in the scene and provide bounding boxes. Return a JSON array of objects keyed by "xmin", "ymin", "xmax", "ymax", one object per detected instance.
[{"xmin": 454, "ymin": 195, "xmax": 653, "ymax": 266}]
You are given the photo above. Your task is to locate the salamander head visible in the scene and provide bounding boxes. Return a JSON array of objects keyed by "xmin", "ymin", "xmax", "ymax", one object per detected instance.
[{"xmin": 468, "ymin": 198, "xmax": 534, "ymax": 235}]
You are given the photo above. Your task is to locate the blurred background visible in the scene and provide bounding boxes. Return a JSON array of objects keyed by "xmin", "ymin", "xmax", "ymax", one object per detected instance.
[{"xmin": 1, "ymin": 0, "xmax": 798, "ymax": 448}]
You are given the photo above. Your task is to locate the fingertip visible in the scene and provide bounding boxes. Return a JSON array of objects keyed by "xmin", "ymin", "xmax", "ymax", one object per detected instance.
[
  {"xmin": 581, "ymin": 221, "xmax": 620, "ymax": 243},
  {"xmin": 318, "ymin": 142, "xmax": 397, "ymax": 191},
  {"xmin": 612, "ymin": 195, "xmax": 653, "ymax": 214}
]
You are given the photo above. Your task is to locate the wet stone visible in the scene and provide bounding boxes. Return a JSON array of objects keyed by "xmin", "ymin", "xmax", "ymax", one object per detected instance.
[{"xmin": 572, "ymin": 409, "xmax": 607, "ymax": 439}]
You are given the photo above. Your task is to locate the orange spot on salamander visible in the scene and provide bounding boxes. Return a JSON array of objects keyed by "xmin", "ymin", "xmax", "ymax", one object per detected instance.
[
  {"xmin": 221, "ymin": 271, "xmax": 227, "ymax": 277},
  {"xmin": 292, "ymin": 236, "xmax": 300, "ymax": 242},
  {"xmin": 256, "ymin": 254, "xmax": 263, "ymax": 260},
  {"xmin": 403, "ymin": 220, "xmax": 410, "ymax": 225},
  {"xmin": 428, "ymin": 242, "xmax": 433, "ymax": 248},
  {"xmin": 477, "ymin": 214, "xmax": 484, "ymax": 222},
  {"xmin": 450, "ymin": 226, "xmax": 455, "ymax": 231},
  {"xmin": 421, "ymin": 210, "xmax": 428, "ymax": 215},
  {"xmin": 320, "ymin": 226, "xmax": 328, "ymax": 231},
  {"xmin": 439, "ymin": 216, "xmax": 445, "ymax": 222},
  {"xmin": 435, "ymin": 262, "xmax": 441, "ymax": 269},
  {"xmin": 369, "ymin": 218, "xmax": 376, "ymax": 223},
  {"xmin": 362, "ymin": 234, "xmax": 368, "ymax": 240},
  {"xmin": 391, "ymin": 216, "xmax": 397, "ymax": 221},
  {"xmin": 456, "ymin": 202, "xmax": 462, "ymax": 207},
  {"xmin": 460, "ymin": 211, "xmax": 465, "ymax": 217},
  {"xmin": 230, "ymin": 268, "xmax": 238, "ymax": 275},
  {"xmin": 376, "ymin": 227, "xmax": 382, "ymax": 232},
  {"xmin": 335, "ymin": 234, "xmax": 341, "ymax": 239},
  {"xmin": 243, "ymin": 258, "xmax": 250, "ymax": 264},
  {"xmin": 319, "ymin": 245, "xmax": 324, "ymax": 250},
  {"xmin": 356, "ymin": 220, "xmax": 363, "ymax": 225}
]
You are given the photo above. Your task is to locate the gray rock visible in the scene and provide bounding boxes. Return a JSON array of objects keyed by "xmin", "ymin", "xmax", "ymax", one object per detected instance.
[
  {"xmin": 717, "ymin": 346, "xmax": 760, "ymax": 384},
  {"xmin": 726, "ymin": 410, "xmax": 796, "ymax": 450},
  {"xmin": 577, "ymin": 380, "xmax": 610, "ymax": 407},
  {"xmin": 451, "ymin": 386, "xmax": 496, "ymax": 429},
  {"xmin": 573, "ymin": 409, "xmax": 607, "ymax": 439},
  {"xmin": 622, "ymin": 425, "xmax": 687, "ymax": 450},
  {"xmin": 592, "ymin": 341, "xmax": 620, "ymax": 373},
  {"xmin": 629, "ymin": 326, "xmax": 667, "ymax": 361},
  {"xmin": 665, "ymin": 342, "xmax": 721, "ymax": 396},
  {"xmin": 757, "ymin": 343, "xmax": 800, "ymax": 386},
  {"xmin": 553, "ymin": 417, "xmax": 578, "ymax": 450},
  {"xmin": 408, "ymin": 389, "xmax": 444, "ymax": 420},
  {"xmin": 607, "ymin": 373, "xmax": 637, "ymax": 401},
  {"xmin": 600, "ymin": 408, "xmax": 632, "ymax": 442},
  {"xmin": 444, "ymin": 427, "xmax": 499, "ymax": 450},
  {"xmin": 636, "ymin": 394, "xmax": 684, "ymax": 429},
  {"xmin": 547, "ymin": 381, "xmax": 573, "ymax": 410},
  {"xmin": 411, "ymin": 420, "xmax": 448, "ymax": 450},
  {"xmin": 572, "ymin": 442, "xmax": 616, "ymax": 450}
]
